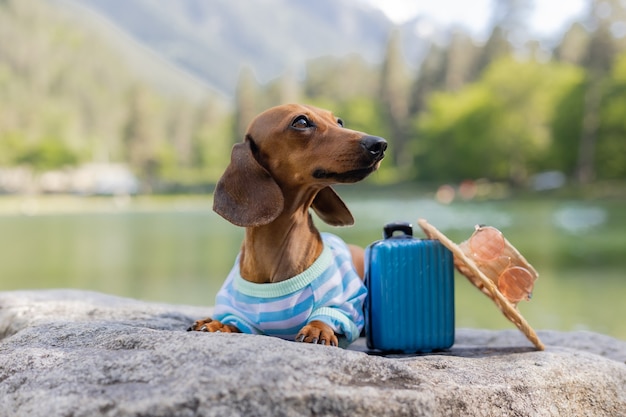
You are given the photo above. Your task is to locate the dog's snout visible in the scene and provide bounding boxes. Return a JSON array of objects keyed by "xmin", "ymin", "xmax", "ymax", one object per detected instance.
[{"xmin": 360, "ymin": 136, "xmax": 387, "ymax": 158}]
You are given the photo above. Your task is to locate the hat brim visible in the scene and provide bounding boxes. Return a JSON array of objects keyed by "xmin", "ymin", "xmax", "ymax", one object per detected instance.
[{"xmin": 418, "ymin": 218, "xmax": 545, "ymax": 351}]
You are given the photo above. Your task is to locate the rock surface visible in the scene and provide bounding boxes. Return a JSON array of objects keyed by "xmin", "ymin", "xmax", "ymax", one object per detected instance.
[{"xmin": 0, "ymin": 289, "xmax": 624, "ymax": 417}]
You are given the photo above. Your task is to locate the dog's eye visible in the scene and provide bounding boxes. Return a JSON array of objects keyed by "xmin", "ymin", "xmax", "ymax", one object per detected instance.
[
  {"xmin": 337, "ymin": 118, "xmax": 344, "ymax": 127},
  {"xmin": 291, "ymin": 115, "xmax": 312, "ymax": 130}
]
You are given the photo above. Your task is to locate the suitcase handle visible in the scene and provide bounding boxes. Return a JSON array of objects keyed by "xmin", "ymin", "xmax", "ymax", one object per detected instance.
[{"xmin": 383, "ymin": 222, "xmax": 413, "ymax": 239}]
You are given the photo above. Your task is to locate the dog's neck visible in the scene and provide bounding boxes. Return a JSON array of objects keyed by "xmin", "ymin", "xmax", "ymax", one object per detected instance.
[{"xmin": 238, "ymin": 190, "xmax": 324, "ymax": 284}]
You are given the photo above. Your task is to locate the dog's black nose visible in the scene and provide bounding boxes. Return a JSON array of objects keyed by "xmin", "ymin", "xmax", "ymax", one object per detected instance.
[{"xmin": 361, "ymin": 136, "xmax": 387, "ymax": 158}]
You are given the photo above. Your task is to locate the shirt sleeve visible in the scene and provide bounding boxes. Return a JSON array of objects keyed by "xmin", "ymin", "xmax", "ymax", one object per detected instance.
[
  {"xmin": 212, "ymin": 259, "xmax": 263, "ymax": 335},
  {"xmin": 308, "ymin": 234, "xmax": 368, "ymax": 344}
]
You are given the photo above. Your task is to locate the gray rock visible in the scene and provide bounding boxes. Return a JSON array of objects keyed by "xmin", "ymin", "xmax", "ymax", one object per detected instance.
[{"xmin": 0, "ymin": 289, "xmax": 624, "ymax": 417}]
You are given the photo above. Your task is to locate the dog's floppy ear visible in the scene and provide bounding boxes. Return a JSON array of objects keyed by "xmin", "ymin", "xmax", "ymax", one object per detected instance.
[
  {"xmin": 311, "ymin": 187, "xmax": 354, "ymax": 226},
  {"xmin": 213, "ymin": 141, "xmax": 284, "ymax": 227}
]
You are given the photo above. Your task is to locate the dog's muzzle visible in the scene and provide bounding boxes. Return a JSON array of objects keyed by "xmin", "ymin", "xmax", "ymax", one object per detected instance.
[{"xmin": 312, "ymin": 135, "xmax": 387, "ymax": 182}]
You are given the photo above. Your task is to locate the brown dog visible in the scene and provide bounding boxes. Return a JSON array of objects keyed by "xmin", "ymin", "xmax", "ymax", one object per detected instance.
[{"xmin": 189, "ymin": 104, "xmax": 386, "ymax": 347}]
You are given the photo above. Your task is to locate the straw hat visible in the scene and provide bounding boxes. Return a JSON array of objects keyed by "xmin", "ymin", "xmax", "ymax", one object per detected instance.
[{"xmin": 418, "ymin": 218, "xmax": 545, "ymax": 351}]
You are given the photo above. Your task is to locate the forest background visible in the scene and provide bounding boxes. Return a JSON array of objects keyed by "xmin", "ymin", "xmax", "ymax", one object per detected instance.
[{"xmin": 1, "ymin": 0, "xmax": 626, "ymax": 195}]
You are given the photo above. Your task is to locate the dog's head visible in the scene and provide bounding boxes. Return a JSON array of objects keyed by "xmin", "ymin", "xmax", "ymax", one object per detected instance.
[{"xmin": 213, "ymin": 104, "xmax": 387, "ymax": 227}]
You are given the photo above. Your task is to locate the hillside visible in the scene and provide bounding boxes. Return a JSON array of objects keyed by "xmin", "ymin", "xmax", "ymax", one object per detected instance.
[
  {"xmin": 48, "ymin": 0, "xmax": 221, "ymax": 103},
  {"xmin": 49, "ymin": 0, "xmax": 435, "ymax": 96},
  {"xmin": 0, "ymin": 0, "xmax": 232, "ymax": 189}
]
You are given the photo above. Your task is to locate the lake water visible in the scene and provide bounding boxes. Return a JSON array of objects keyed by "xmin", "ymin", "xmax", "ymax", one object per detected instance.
[{"xmin": 0, "ymin": 194, "xmax": 624, "ymax": 340}]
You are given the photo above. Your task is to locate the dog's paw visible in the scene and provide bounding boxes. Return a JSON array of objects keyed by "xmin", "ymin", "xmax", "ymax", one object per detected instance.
[
  {"xmin": 295, "ymin": 320, "xmax": 338, "ymax": 347},
  {"xmin": 187, "ymin": 318, "xmax": 240, "ymax": 333}
]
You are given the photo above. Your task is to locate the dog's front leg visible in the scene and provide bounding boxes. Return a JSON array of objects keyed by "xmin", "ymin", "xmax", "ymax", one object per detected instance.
[
  {"xmin": 187, "ymin": 318, "xmax": 240, "ymax": 333},
  {"xmin": 296, "ymin": 320, "xmax": 339, "ymax": 347}
]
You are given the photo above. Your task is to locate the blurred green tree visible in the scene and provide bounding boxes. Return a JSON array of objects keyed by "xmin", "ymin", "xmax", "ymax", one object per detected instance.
[
  {"xmin": 379, "ymin": 29, "xmax": 411, "ymax": 177},
  {"xmin": 443, "ymin": 30, "xmax": 481, "ymax": 92},
  {"xmin": 233, "ymin": 66, "xmax": 260, "ymax": 143},
  {"xmin": 122, "ymin": 85, "xmax": 163, "ymax": 188},
  {"xmin": 576, "ymin": 0, "xmax": 626, "ymax": 183},
  {"xmin": 169, "ymin": 101, "xmax": 195, "ymax": 168},
  {"xmin": 16, "ymin": 137, "xmax": 78, "ymax": 171},
  {"xmin": 554, "ymin": 22, "xmax": 590, "ymax": 65},
  {"xmin": 409, "ymin": 43, "xmax": 447, "ymax": 115},
  {"xmin": 192, "ymin": 99, "xmax": 233, "ymax": 182},
  {"xmin": 414, "ymin": 57, "xmax": 583, "ymax": 185},
  {"xmin": 547, "ymin": 77, "xmax": 585, "ymax": 177},
  {"xmin": 596, "ymin": 53, "xmax": 626, "ymax": 179},
  {"xmin": 473, "ymin": 26, "xmax": 513, "ymax": 79}
]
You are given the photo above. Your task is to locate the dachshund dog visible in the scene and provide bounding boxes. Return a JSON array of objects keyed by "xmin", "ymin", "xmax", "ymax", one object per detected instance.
[{"xmin": 188, "ymin": 104, "xmax": 386, "ymax": 347}]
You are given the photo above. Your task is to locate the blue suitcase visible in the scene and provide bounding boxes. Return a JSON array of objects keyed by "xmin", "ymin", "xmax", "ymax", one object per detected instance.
[{"xmin": 365, "ymin": 222, "xmax": 455, "ymax": 353}]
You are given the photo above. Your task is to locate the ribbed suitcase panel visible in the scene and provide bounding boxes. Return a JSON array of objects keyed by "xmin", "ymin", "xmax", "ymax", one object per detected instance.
[{"xmin": 366, "ymin": 239, "xmax": 454, "ymax": 353}]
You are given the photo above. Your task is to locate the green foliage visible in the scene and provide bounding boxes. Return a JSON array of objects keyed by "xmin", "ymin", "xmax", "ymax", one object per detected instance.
[
  {"xmin": 15, "ymin": 137, "xmax": 79, "ymax": 171},
  {"xmin": 414, "ymin": 85, "xmax": 498, "ymax": 181},
  {"xmin": 596, "ymin": 53, "xmax": 626, "ymax": 179},
  {"xmin": 414, "ymin": 58, "xmax": 585, "ymax": 184},
  {"xmin": 3, "ymin": 0, "xmax": 626, "ymax": 192},
  {"xmin": 548, "ymin": 80, "xmax": 585, "ymax": 176},
  {"xmin": 0, "ymin": 0, "xmax": 233, "ymax": 186},
  {"xmin": 191, "ymin": 108, "xmax": 234, "ymax": 181}
]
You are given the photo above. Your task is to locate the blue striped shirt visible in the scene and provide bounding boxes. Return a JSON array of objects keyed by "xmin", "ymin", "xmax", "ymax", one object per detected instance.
[{"xmin": 213, "ymin": 233, "xmax": 367, "ymax": 344}]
